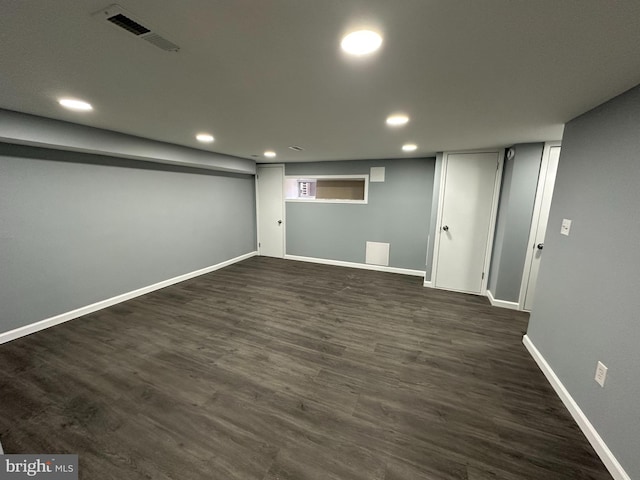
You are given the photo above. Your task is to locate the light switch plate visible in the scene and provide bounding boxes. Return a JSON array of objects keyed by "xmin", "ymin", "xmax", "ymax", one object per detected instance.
[
  {"xmin": 595, "ymin": 361, "xmax": 608, "ymax": 387},
  {"xmin": 561, "ymin": 218, "xmax": 572, "ymax": 236}
]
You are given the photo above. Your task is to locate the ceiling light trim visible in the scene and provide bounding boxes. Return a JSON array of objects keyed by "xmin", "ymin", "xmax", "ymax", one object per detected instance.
[
  {"xmin": 402, "ymin": 143, "xmax": 417, "ymax": 152},
  {"xmin": 386, "ymin": 114, "xmax": 409, "ymax": 127},
  {"xmin": 341, "ymin": 30, "xmax": 383, "ymax": 56},
  {"xmin": 58, "ymin": 98, "xmax": 93, "ymax": 112},
  {"xmin": 196, "ymin": 133, "xmax": 214, "ymax": 143}
]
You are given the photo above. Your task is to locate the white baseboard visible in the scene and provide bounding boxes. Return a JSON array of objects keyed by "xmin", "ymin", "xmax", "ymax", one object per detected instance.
[
  {"xmin": 486, "ymin": 289, "xmax": 520, "ymax": 310},
  {"xmin": 0, "ymin": 251, "xmax": 258, "ymax": 345},
  {"xmin": 522, "ymin": 335, "xmax": 630, "ymax": 480},
  {"xmin": 423, "ymin": 280, "xmax": 433, "ymax": 288},
  {"xmin": 284, "ymin": 254, "xmax": 426, "ymax": 277}
]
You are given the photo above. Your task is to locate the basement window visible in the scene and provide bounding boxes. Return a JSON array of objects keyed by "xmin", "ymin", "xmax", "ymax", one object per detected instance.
[{"xmin": 285, "ymin": 175, "xmax": 368, "ymax": 204}]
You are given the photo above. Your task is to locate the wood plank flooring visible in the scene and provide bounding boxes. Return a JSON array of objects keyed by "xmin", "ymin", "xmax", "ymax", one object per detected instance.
[{"xmin": 0, "ymin": 257, "xmax": 612, "ymax": 479}]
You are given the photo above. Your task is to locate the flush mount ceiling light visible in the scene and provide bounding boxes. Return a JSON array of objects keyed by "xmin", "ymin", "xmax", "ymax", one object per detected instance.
[
  {"xmin": 386, "ymin": 114, "xmax": 409, "ymax": 127},
  {"xmin": 264, "ymin": 151, "xmax": 276, "ymax": 158},
  {"xmin": 58, "ymin": 98, "xmax": 93, "ymax": 112},
  {"xmin": 402, "ymin": 143, "xmax": 417, "ymax": 152},
  {"xmin": 340, "ymin": 30, "xmax": 383, "ymax": 56},
  {"xmin": 195, "ymin": 133, "xmax": 214, "ymax": 143}
]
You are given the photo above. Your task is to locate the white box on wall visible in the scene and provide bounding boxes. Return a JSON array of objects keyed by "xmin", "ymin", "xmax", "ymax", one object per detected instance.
[
  {"xmin": 366, "ymin": 241, "xmax": 390, "ymax": 266},
  {"xmin": 370, "ymin": 167, "xmax": 385, "ymax": 182}
]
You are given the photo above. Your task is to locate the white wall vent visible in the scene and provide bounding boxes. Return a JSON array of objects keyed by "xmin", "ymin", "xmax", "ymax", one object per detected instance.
[
  {"xmin": 365, "ymin": 241, "xmax": 390, "ymax": 266},
  {"xmin": 94, "ymin": 4, "xmax": 180, "ymax": 52}
]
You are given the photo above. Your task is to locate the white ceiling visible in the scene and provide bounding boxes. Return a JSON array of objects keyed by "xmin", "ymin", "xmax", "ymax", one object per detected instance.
[{"xmin": 1, "ymin": 1, "xmax": 639, "ymax": 163}]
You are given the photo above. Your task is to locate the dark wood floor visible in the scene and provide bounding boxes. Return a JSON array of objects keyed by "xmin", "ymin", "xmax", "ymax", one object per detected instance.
[{"xmin": 0, "ymin": 257, "xmax": 611, "ymax": 479}]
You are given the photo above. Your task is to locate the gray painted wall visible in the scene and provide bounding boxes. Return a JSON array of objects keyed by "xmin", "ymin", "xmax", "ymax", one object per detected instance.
[
  {"xmin": 526, "ymin": 85, "xmax": 640, "ymax": 478},
  {"xmin": 285, "ymin": 158, "xmax": 435, "ymax": 271},
  {"xmin": 0, "ymin": 143, "xmax": 256, "ymax": 333},
  {"xmin": 488, "ymin": 144, "xmax": 542, "ymax": 302}
]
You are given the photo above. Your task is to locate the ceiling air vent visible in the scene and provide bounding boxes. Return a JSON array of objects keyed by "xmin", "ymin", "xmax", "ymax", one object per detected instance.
[
  {"xmin": 106, "ymin": 14, "xmax": 150, "ymax": 35},
  {"xmin": 94, "ymin": 4, "xmax": 180, "ymax": 52},
  {"xmin": 288, "ymin": 145, "xmax": 304, "ymax": 151}
]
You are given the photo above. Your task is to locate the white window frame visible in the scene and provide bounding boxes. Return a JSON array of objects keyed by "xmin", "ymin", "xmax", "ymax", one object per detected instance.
[{"xmin": 284, "ymin": 174, "xmax": 369, "ymax": 204}]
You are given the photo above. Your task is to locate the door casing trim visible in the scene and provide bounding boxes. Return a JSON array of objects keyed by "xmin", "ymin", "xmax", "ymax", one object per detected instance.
[
  {"xmin": 431, "ymin": 149, "xmax": 504, "ymax": 294},
  {"xmin": 256, "ymin": 163, "xmax": 285, "ymax": 258},
  {"xmin": 518, "ymin": 141, "xmax": 562, "ymax": 310}
]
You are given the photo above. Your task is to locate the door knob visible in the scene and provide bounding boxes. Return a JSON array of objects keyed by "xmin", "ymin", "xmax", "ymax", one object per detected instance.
[
  {"xmin": 442, "ymin": 225, "xmax": 449, "ymax": 232},
  {"xmin": 277, "ymin": 220, "xmax": 283, "ymax": 225},
  {"xmin": 537, "ymin": 243, "xmax": 544, "ymax": 250}
]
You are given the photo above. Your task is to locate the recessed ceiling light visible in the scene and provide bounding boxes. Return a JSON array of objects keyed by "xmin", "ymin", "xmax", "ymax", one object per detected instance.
[
  {"xmin": 386, "ymin": 114, "xmax": 409, "ymax": 127},
  {"xmin": 264, "ymin": 151, "xmax": 276, "ymax": 158},
  {"xmin": 196, "ymin": 133, "xmax": 214, "ymax": 143},
  {"xmin": 402, "ymin": 144, "xmax": 417, "ymax": 152},
  {"xmin": 58, "ymin": 98, "xmax": 93, "ymax": 112},
  {"xmin": 341, "ymin": 30, "xmax": 383, "ymax": 56}
]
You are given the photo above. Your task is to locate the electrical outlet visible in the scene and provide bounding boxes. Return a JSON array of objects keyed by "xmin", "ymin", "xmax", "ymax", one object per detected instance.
[
  {"xmin": 595, "ymin": 361, "xmax": 608, "ymax": 387},
  {"xmin": 561, "ymin": 218, "xmax": 572, "ymax": 236}
]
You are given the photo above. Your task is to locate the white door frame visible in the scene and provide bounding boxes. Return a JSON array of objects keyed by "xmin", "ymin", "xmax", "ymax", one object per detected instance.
[
  {"xmin": 431, "ymin": 149, "xmax": 504, "ymax": 294},
  {"xmin": 254, "ymin": 174, "xmax": 260, "ymax": 250},
  {"xmin": 256, "ymin": 163, "xmax": 285, "ymax": 257},
  {"xmin": 518, "ymin": 141, "xmax": 561, "ymax": 310}
]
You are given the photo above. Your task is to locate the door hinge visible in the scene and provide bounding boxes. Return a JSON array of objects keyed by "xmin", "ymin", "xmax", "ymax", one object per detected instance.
[
  {"xmin": 482, "ymin": 272, "xmax": 485, "ymax": 279},
  {"xmin": 258, "ymin": 242, "xmax": 261, "ymax": 247}
]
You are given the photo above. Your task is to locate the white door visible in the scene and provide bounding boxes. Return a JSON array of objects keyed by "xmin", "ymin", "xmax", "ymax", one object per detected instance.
[
  {"xmin": 257, "ymin": 165, "xmax": 284, "ymax": 258},
  {"xmin": 434, "ymin": 152, "xmax": 501, "ymax": 294},
  {"xmin": 522, "ymin": 145, "xmax": 560, "ymax": 310}
]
